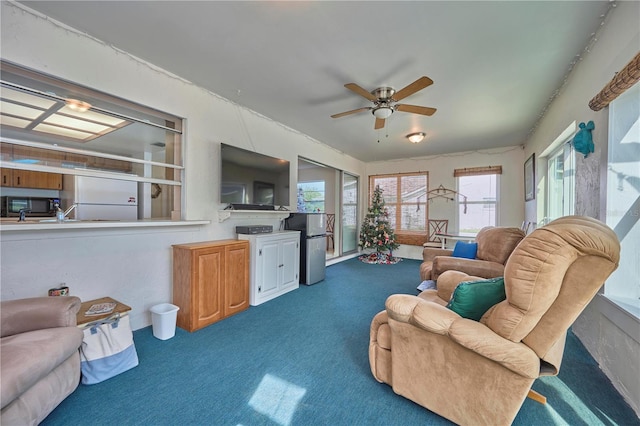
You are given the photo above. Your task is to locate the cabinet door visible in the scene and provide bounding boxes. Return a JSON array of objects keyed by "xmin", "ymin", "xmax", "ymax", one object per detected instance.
[
  {"xmin": 280, "ymin": 238, "xmax": 299, "ymax": 289},
  {"xmin": 256, "ymin": 240, "xmax": 280, "ymax": 298},
  {"xmin": 13, "ymin": 170, "xmax": 62, "ymax": 189},
  {"xmin": 1, "ymin": 168, "xmax": 12, "ymax": 187},
  {"xmin": 12, "ymin": 170, "xmax": 40, "ymax": 188},
  {"xmin": 194, "ymin": 247, "xmax": 224, "ymax": 329},
  {"xmin": 224, "ymin": 243, "xmax": 249, "ymax": 317},
  {"xmin": 34, "ymin": 171, "xmax": 62, "ymax": 189},
  {"xmin": 42, "ymin": 172, "xmax": 63, "ymax": 189}
]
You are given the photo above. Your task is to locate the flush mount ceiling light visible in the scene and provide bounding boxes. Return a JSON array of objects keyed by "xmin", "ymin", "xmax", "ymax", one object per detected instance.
[
  {"xmin": 65, "ymin": 98, "xmax": 92, "ymax": 112},
  {"xmin": 406, "ymin": 132, "xmax": 426, "ymax": 144},
  {"xmin": 372, "ymin": 106, "xmax": 393, "ymax": 119}
]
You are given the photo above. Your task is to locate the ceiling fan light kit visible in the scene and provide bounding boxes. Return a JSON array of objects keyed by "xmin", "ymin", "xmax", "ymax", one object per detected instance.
[
  {"xmin": 65, "ymin": 98, "xmax": 92, "ymax": 112},
  {"xmin": 372, "ymin": 106, "xmax": 393, "ymax": 119},
  {"xmin": 407, "ymin": 132, "xmax": 426, "ymax": 144},
  {"xmin": 331, "ymin": 76, "xmax": 436, "ymax": 130}
]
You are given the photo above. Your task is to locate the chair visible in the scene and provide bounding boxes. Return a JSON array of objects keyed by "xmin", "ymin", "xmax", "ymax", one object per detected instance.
[
  {"xmin": 370, "ymin": 216, "xmax": 620, "ymax": 425},
  {"xmin": 521, "ymin": 220, "xmax": 534, "ymax": 234},
  {"xmin": 420, "ymin": 226, "xmax": 525, "ymax": 282},
  {"xmin": 326, "ymin": 213, "xmax": 335, "ymax": 250},
  {"xmin": 1, "ymin": 296, "xmax": 84, "ymax": 425},
  {"xmin": 423, "ymin": 219, "xmax": 449, "ymax": 248}
]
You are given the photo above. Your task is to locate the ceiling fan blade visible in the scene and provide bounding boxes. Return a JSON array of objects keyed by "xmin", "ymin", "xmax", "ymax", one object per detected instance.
[
  {"xmin": 344, "ymin": 83, "xmax": 377, "ymax": 101},
  {"xmin": 330, "ymin": 107, "xmax": 371, "ymax": 119},
  {"xmin": 374, "ymin": 117, "xmax": 385, "ymax": 130},
  {"xmin": 392, "ymin": 76, "xmax": 434, "ymax": 102},
  {"xmin": 396, "ymin": 104, "xmax": 437, "ymax": 116}
]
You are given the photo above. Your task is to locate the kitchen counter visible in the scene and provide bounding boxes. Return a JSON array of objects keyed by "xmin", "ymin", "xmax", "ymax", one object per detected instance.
[{"xmin": 0, "ymin": 218, "xmax": 210, "ymax": 232}]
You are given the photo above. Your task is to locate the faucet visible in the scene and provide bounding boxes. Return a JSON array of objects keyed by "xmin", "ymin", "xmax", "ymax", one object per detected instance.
[
  {"xmin": 64, "ymin": 203, "xmax": 77, "ymax": 218},
  {"xmin": 18, "ymin": 208, "xmax": 31, "ymax": 222},
  {"xmin": 55, "ymin": 202, "xmax": 77, "ymax": 222}
]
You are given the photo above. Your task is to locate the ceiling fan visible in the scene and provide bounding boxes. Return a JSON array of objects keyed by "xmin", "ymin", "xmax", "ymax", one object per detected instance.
[{"xmin": 330, "ymin": 76, "xmax": 437, "ymax": 129}]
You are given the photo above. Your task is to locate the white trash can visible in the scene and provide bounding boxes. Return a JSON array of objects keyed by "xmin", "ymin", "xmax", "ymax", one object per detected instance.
[{"xmin": 150, "ymin": 303, "xmax": 180, "ymax": 340}]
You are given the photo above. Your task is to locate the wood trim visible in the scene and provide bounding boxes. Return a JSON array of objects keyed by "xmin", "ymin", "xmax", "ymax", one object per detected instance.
[
  {"xmin": 454, "ymin": 166, "xmax": 502, "ymax": 177},
  {"xmin": 589, "ymin": 51, "xmax": 640, "ymax": 111}
]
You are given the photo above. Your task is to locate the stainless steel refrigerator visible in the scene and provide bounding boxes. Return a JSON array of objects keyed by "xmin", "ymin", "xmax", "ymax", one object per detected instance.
[
  {"xmin": 61, "ymin": 175, "xmax": 138, "ymax": 220},
  {"xmin": 284, "ymin": 213, "xmax": 326, "ymax": 285}
]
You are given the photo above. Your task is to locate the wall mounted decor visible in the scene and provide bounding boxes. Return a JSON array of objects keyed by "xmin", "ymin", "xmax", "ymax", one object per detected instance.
[
  {"xmin": 524, "ymin": 154, "xmax": 535, "ymax": 201},
  {"xmin": 427, "ymin": 184, "xmax": 468, "ymax": 213},
  {"xmin": 572, "ymin": 121, "xmax": 595, "ymax": 158}
]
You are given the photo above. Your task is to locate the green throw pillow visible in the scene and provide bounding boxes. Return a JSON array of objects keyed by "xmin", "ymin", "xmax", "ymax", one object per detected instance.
[{"xmin": 446, "ymin": 277, "xmax": 506, "ymax": 321}]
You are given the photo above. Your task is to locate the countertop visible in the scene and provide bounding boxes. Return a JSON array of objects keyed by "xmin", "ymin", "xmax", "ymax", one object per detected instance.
[{"xmin": 0, "ymin": 218, "xmax": 210, "ymax": 232}]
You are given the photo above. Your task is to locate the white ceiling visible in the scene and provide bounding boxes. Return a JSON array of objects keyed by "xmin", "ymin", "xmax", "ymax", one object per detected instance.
[{"xmin": 18, "ymin": 1, "xmax": 612, "ymax": 162}]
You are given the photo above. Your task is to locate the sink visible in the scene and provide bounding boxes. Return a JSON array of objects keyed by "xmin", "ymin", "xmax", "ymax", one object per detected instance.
[{"xmin": 38, "ymin": 219, "xmax": 79, "ymax": 223}]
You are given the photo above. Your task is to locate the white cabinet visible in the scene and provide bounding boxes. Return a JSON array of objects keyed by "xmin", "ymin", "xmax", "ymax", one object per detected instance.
[{"xmin": 238, "ymin": 231, "xmax": 301, "ymax": 306}]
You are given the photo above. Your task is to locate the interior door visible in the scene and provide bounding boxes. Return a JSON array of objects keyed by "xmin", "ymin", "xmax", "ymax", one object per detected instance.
[{"xmin": 341, "ymin": 172, "xmax": 359, "ymax": 254}]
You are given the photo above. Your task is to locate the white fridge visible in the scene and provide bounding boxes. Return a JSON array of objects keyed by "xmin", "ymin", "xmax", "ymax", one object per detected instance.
[{"xmin": 61, "ymin": 175, "xmax": 138, "ymax": 220}]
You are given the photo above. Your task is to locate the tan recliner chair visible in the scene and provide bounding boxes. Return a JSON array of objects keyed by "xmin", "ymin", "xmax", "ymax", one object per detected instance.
[
  {"xmin": 1, "ymin": 296, "xmax": 84, "ymax": 425},
  {"xmin": 371, "ymin": 216, "xmax": 620, "ymax": 425},
  {"xmin": 420, "ymin": 226, "xmax": 525, "ymax": 281}
]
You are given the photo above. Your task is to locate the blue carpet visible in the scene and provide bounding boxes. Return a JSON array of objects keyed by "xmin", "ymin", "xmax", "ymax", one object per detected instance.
[{"xmin": 42, "ymin": 258, "xmax": 638, "ymax": 425}]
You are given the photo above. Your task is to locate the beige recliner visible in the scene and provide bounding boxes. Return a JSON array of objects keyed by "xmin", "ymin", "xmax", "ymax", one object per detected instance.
[
  {"xmin": 420, "ymin": 226, "xmax": 525, "ymax": 281},
  {"xmin": 1, "ymin": 296, "xmax": 84, "ymax": 425},
  {"xmin": 371, "ymin": 216, "xmax": 620, "ymax": 425}
]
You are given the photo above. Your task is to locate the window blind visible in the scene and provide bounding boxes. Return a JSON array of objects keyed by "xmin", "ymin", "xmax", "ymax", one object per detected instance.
[
  {"xmin": 589, "ymin": 51, "xmax": 640, "ymax": 111},
  {"xmin": 453, "ymin": 166, "xmax": 502, "ymax": 177}
]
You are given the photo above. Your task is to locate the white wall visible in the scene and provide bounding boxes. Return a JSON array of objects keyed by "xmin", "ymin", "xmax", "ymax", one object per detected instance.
[
  {"xmin": 366, "ymin": 146, "xmax": 525, "ymax": 260},
  {"xmin": 0, "ymin": 2, "xmax": 365, "ymax": 330},
  {"xmin": 523, "ymin": 1, "xmax": 640, "ymax": 415}
]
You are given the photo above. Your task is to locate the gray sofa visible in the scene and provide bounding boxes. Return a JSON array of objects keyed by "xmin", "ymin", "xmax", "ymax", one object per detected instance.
[{"xmin": 1, "ymin": 296, "xmax": 84, "ymax": 425}]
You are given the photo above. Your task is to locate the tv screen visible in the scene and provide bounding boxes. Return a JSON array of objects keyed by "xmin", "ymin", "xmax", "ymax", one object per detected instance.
[{"xmin": 220, "ymin": 143, "xmax": 290, "ymax": 207}]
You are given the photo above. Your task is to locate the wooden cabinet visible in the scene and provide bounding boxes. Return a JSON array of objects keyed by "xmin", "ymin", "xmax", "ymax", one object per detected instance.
[
  {"xmin": 0, "ymin": 143, "xmax": 63, "ymax": 189},
  {"xmin": 0, "ymin": 168, "xmax": 12, "ymax": 187},
  {"xmin": 0, "ymin": 168, "xmax": 62, "ymax": 189},
  {"xmin": 64, "ymin": 152, "xmax": 132, "ymax": 173},
  {"xmin": 172, "ymin": 239, "xmax": 249, "ymax": 332},
  {"xmin": 238, "ymin": 231, "xmax": 300, "ymax": 306},
  {"xmin": 0, "ymin": 143, "xmax": 131, "ymax": 189},
  {"xmin": 13, "ymin": 170, "xmax": 62, "ymax": 189},
  {"xmin": 13, "ymin": 145, "xmax": 65, "ymax": 163}
]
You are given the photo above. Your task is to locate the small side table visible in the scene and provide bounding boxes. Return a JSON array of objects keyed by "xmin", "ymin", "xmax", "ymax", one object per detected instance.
[{"xmin": 77, "ymin": 297, "xmax": 131, "ymax": 327}]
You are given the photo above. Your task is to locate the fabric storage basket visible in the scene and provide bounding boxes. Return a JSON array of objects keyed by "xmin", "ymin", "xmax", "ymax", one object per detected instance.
[{"xmin": 79, "ymin": 313, "xmax": 139, "ymax": 384}]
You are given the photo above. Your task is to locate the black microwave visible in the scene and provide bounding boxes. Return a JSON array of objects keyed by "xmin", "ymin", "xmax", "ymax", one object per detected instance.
[{"xmin": 1, "ymin": 196, "xmax": 59, "ymax": 217}]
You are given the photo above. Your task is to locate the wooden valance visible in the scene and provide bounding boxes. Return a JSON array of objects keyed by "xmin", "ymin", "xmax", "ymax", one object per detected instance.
[
  {"xmin": 453, "ymin": 166, "xmax": 502, "ymax": 177},
  {"xmin": 589, "ymin": 51, "xmax": 640, "ymax": 111}
]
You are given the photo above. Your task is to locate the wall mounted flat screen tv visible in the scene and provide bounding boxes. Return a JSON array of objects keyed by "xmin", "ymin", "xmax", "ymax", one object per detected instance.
[{"xmin": 220, "ymin": 143, "xmax": 290, "ymax": 208}]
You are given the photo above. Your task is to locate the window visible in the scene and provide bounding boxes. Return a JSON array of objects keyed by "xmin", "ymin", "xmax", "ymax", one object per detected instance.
[
  {"xmin": 606, "ymin": 81, "xmax": 639, "ymax": 316},
  {"xmin": 455, "ymin": 166, "xmax": 501, "ymax": 233},
  {"xmin": 369, "ymin": 173, "xmax": 428, "ymax": 245},
  {"xmin": 0, "ymin": 61, "xmax": 183, "ymax": 219},
  {"xmin": 546, "ymin": 143, "xmax": 575, "ymax": 221},
  {"xmin": 297, "ymin": 181, "xmax": 325, "ymax": 212}
]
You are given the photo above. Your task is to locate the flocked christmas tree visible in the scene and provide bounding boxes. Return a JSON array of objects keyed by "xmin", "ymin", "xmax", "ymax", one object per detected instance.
[{"xmin": 359, "ymin": 185, "xmax": 400, "ymax": 263}]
